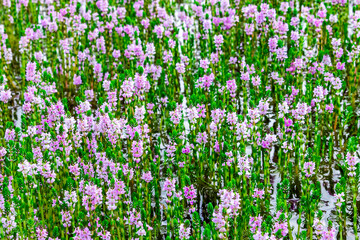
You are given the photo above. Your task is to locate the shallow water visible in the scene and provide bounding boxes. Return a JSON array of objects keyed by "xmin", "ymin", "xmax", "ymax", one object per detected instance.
[{"xmin": 1, "ymin": 1, "xmax": 360, "ymax": 239}]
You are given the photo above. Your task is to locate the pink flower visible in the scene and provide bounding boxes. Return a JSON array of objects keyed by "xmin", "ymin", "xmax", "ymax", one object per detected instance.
[
  {"xmin": 141, "ymin": 171, "xmax": 153, "ymax": 183},
  {"xmin": 304, "ymin": 161, "xmax": 315, "ymax": 177}
]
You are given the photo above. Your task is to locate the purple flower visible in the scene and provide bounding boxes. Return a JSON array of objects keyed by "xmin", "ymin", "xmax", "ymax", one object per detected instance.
[
  {"xmin": 336, "ymin": 62, "xmax": 345, "ymax": 70},
  {"xmin": 183, "ymin": 185, "xmax": 197, "ymax": 205},
  {"xmin": 0, "ymin": 90, "xmax": 11, "ymax": 103},
  {"xmin": 345, "ymin": 152, "xmax": 358, "ymax": 177},
  {"xmin": 141, "ymin": 171, "xmax": 153, "ymax": 183},
  {"xmin": 252, "ymin": 188, "xmax": 265, "ymax": 199},
  {"xmin": 176, "ymin": 62, "xmax": 186, "ymax": 74},
  {"xmin": 179, "ymin": 224, "xmax": 191, "ymax": 239},
  {"xmin": 163, "ymin": 178, "xmax": 176, "ymax": 200},
  {"xmin": 214, "ymin": 34, "xmax": 224, "ymax": 51},
  {"xmin": 304, "ymin": 161, "xmax": 315, "ymax": 177},
  {"xmin": 26, "ymin": 62, "xmax": 36, "ymax": 82},
  {"xmin": 325, "ymin": 103, "xmax": 334, "ymax": 113}
]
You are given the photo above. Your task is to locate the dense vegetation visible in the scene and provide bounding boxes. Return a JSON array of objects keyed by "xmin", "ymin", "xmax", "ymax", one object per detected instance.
[{"xmin": 0, "ymin": 0, "xmax": 359, "ymax": 239}]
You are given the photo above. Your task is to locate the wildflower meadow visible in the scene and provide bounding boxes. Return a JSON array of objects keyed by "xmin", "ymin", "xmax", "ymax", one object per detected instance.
[{"xmin": 0, "ymin": 0, "xmax": 359, "ymax": 239}]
